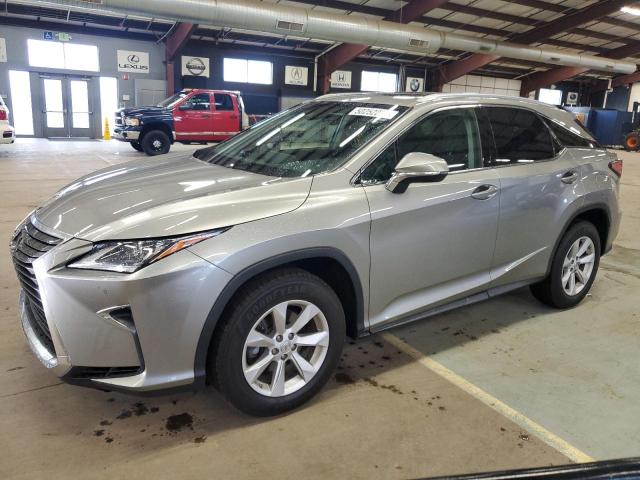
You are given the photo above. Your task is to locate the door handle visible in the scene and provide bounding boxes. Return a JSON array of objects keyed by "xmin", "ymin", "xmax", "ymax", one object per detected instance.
[
  {"xmin": 471, "ymin": 184, "xmax": 499, "ymax": 200},
  {"xmin": 561, "ymin": 170, "xmax": 579, "ymax": 184}
]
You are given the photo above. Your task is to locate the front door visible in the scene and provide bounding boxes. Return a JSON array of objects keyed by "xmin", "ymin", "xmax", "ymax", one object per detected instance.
[
  {"xmin": 212, "ymin": 92, "xmax": 240, "ymax": 140},
  {"xmin": 41, "ymin": 76, "xmax": 94, "ymax": 138},
  {"xmin": 173, "ymin": 92, "xmax": 214, "ymax": 141},
  {"xmin": 362, "ymin": 107, "xmax": 500, "ymax": 329}
]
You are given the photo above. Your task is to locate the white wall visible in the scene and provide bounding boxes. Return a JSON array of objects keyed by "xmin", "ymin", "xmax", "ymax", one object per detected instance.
[{"xmin": 442, "ymin": 75, "xmax": 522, "ymax": 97}]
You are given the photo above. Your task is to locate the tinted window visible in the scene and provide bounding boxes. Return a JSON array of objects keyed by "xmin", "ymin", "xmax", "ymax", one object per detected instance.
[
  {"xmin": 182, "ymin": 93, "xmax": 211, "ymax": 111},
  {"xmin": 485, "ymin": 107, "xmax": 555, "ymax": 163},
  {"xmin": 214, "ymin": 93, "xmax": 234, "ymax": 111},
  {"xmin": 544, "ymin": 117, "xmax": 596, "ymax": 148},
  {"xmin": 360, "ymin": 108, "xmax": 481, "ymax": 184}
]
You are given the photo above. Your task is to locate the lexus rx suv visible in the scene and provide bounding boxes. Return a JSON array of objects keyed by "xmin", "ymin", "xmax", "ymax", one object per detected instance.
[{"xmin": 10, "ymin": 93, "xmax": 621, "ymax": 416}]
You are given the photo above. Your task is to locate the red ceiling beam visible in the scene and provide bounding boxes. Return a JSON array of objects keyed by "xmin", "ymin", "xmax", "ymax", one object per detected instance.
[
  {"xmin": 520, "ymin": 40, "xmax": 640, "ymax": 95},
  {"xmin": 435, "ymin": 0, "xmax": 635, "ymax": 89},
  {"xmin": 165, "ymin": 22, "xmax": 198, "ymax": 96},
  {"xmin": 317, "ymin": 0, "xmax": 449, "ymax": 93}
]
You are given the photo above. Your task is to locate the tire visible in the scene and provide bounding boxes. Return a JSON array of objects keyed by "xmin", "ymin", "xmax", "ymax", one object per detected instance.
[
  {"xmin": 140, "ymin": 130, "xmax": 171, "ymax": 156},
  {"xmin": 625, "ymin": 133, "xmax": 639, "ymax": 151},
  {"xmin": 210, "ymin": 268, "xmax": 345, "ymax": 416},
  {"xmin": 530, "ymin": 221, "xmax": 601, "ymax": 309},
  {"xmin": 130, "ymin": 141, "xmax": 143, "ymax": 152}
]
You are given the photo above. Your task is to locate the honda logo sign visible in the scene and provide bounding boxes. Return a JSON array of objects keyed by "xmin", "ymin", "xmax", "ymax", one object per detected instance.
[{"xmin": 330, "ymin": 70, "xmax": 352, "ymax": 89}]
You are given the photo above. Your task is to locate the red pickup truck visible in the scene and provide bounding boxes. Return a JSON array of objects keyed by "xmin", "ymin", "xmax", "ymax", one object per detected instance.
[{"xmin": 113, "ymin": 89, "xmax": 255, "ymax": 155}]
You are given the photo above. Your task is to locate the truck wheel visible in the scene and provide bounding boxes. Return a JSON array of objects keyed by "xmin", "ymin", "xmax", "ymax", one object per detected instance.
[
  {"xmin": 141, "ymin": 130, "xmax": 170, "ymax": 156},
  {"xmin": 624, "ymin": 133, "xmax": 639, "ymax": 151},
  {"xmin": 130, "ymin": 141, "xmax": 144, "ymax": 152}
]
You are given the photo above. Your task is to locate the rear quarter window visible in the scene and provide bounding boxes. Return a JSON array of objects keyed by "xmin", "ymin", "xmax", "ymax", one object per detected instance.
[{"xmin": 543, "ymin": 117, "xmax": 597, "ymax": 149}]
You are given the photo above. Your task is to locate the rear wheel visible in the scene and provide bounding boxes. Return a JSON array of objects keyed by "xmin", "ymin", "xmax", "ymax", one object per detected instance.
[
  {"xmin": 625, "ymin": 133, "xmax": 639, "ymax": 151},
  {"xmin": 141, "ymin": 130, "xmax": 170, "ymax": 156},
  {"xmin": 130, "ymin": 141, "xmax": 143, "ymax": 152},
  {"xmin": 530, "ymin": 221, "xmax": 600, "ymax": 309},
  {"xmin": 210, "ymin": 268, "xmax": 345, "ymax": 416}
]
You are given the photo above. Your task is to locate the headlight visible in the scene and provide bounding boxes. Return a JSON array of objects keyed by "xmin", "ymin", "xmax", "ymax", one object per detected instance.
[
  {"xmin": 68, "ymin": 229, "xmax": 228, "ymax": 273},
  {"xmin": 124, "ymin": 117, "xmax": 140, "ymax": 127}
]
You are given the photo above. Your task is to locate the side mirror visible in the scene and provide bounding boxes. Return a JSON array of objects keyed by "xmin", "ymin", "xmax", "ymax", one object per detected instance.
[{"xmin": 385, "ymin": 152, "xmax": 449, "ymax": 193}]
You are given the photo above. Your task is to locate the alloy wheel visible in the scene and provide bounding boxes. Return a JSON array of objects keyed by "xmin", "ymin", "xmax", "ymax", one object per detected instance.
[
  {"xmin": 242, "ymin": 300, "xmax": 330, "ymax": 397},
  {"xmin": 562, "ymin": 236, "xmax": 596, "ymax": 296}
]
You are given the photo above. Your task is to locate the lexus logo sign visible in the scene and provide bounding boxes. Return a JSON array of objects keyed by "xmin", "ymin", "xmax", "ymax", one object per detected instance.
[
  {"xmin": 285, "ymin": 65, "xmax": 308, "ymax": 86},
  {"xmin": 181, "ymin": 56, "xmax": 210, "ymax": 78},
  {"xmin": 117, "ymin": 50, "xmax": 149, "ymax": 73}
]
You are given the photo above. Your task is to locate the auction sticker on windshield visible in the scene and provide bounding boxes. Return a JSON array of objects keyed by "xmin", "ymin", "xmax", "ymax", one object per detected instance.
[{"xmin": 348, "ymin": 107, "xmax": 399, "ymax": 120}]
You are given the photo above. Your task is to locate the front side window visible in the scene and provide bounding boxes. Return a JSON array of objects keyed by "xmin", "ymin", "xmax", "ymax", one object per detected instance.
[
  {"xmin": 181, "ymin": 93, "xmax": 211, "ymax": 111},
  {"xmin": 485, "ymin": 107, "xmax": 555, "ymax": 163},
  {"xmin": 360, "ymin": 108, "xmax": 481, "ymax": 184},
  {"xmin": 214, "ymin": 93, "xmax": 234, "ymax": 111},
  {"xmin": 198, "ymin": 102, "xmax": 408, "ymax": 178}
]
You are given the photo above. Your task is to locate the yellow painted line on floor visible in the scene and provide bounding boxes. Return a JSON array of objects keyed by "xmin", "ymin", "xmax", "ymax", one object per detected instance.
[{"xmin": 380, "ymin": 332, "xmax": 594, "ymax": 464}]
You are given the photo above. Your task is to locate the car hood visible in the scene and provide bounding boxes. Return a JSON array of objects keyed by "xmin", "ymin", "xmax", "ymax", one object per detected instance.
[
  {"xmin": 118, "ymin": 106, "xmax": 166, "ymax": 116},
  {"xmin": 34, "ymin": 155, "xmax": 313, "ymax": 241}
]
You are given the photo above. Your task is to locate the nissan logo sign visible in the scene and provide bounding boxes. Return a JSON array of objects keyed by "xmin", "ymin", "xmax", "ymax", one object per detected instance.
[{"xmin": 186, "ymin": 57, "xmax": 206, "ymax": 76}]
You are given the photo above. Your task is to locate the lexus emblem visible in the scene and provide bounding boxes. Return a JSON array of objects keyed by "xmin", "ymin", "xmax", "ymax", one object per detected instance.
[{"xmin": 127, "ymin": 54, "xmax": 140, "ymax": 63}]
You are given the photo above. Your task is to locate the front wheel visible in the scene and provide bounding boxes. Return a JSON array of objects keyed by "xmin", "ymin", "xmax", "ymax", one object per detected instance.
[
  {"xmin": 141, "ymin": 130, "xmax": 171, "ymax": 156},
  {"xmin": 625, "ymin": 133, "xmax": 639, "ymax": 151},
  {"xmin": 130, "ymin": 141, "xmax": 143, "ymax": 152},
  {"xmin": 531, "ymin": 221, "xmax": 601, "ymax": 309},
  {"xmin": 210, "ymin": 268, "xmax": 345, "ymax": 416}
]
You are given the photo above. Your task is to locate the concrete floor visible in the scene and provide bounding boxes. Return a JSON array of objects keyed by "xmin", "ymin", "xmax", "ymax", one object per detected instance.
[{"xmin": 1, "ymin": 139, "xmax": 638, "ymax": 479}]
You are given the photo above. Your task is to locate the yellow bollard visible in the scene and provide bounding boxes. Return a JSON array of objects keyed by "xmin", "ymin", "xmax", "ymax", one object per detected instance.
[{"xmin": 103, "ymin": 116, "xmax": 111, "ymax": 140}]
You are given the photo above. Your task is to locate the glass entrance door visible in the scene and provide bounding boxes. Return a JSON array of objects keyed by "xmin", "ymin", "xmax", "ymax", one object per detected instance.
[{"xmin": 42, "ymin": 76, "xmax": 94, "ymax": 138}]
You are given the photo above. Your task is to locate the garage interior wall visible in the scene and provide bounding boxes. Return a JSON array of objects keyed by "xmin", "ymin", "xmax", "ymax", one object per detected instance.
[{"xmin": 0, "ymin": 24, "xmax": 165, "ymax": 138}]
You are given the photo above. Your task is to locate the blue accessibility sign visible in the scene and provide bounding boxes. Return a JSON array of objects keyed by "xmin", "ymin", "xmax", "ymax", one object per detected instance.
[{"xmin": 43, "ymin": 31, "xmax": 54, "ymax": 40}]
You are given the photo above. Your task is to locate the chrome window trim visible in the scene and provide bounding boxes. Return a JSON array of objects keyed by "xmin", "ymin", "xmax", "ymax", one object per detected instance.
[{"xmin": 352, "ymin": 102, "xmax": 576, "ymax": 187}]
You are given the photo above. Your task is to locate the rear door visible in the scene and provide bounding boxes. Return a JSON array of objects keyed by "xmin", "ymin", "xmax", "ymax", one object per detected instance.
[
  {"xmin": 363, "ymin": 106, "xmax": 501, "ymax": 329},
  {"xmin": 212, "ymin": 93, "xmax": 240, "ymax": 140},
  {"xmin": 173, "ymin": 92, "xmax": 213, "ymax": 141},
  {"xmin": 483, "ymin": 106, "xmax": 584, "ymax": 289}
]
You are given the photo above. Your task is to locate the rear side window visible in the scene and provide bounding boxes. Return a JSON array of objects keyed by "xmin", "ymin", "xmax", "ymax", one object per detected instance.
[
  {"xmin": 214, "ymin": 93, "xmax": 234, "ymax": 111},
  {"xmin": 485, "ymin": 107, "xmax": 555, "ymax": 163},
  {"xmin": 544, "ymin": 118, "xmax": 596, "ymax": 148}
]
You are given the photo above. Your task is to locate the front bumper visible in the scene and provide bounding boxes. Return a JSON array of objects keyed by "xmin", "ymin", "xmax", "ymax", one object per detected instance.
[
  {"xmin": 112, "ymin": 127, "xmax": 140, "ymax": 142},
  {"xmin": 13, "ymin": 219, "xmax": 233, "ymax": 392}
]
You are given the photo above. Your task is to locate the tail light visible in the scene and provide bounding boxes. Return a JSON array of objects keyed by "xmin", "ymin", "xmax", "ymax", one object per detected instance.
[
  {"xmin": 609, "ymin": 159, "xmax": 623, "ymax": 178},
  {"xmin": 0, "ymin": 108, "xmax": 7, "ymax": 121}
]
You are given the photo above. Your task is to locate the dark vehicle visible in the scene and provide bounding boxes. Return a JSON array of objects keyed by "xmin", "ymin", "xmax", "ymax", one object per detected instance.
[{"xmin": 113, "ymin": 88, "xmax": 250, "ymax": 155}]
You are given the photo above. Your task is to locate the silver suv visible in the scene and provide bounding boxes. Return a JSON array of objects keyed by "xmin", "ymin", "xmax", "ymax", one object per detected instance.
[{"xmin": 11, "ymin": 93, "xmax": 622, "ymax": 416}]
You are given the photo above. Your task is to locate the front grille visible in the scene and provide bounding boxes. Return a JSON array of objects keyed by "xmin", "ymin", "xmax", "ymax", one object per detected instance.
[
  {"xmin": 70, "ymin": 366, "xmax": 141, "ymax": 379},
  {"xmin": 115, "ymin": 114, "xmax": 123, "ymax": 127},
  {"xmin": 10, "ymin": 220, "xmax": 62, "ymax": 354}
]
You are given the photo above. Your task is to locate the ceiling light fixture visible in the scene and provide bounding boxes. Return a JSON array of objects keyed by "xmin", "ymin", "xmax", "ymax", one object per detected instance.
[{"xmin": 621, "ymin": 5, "xmax": 640, "ymax": 16}]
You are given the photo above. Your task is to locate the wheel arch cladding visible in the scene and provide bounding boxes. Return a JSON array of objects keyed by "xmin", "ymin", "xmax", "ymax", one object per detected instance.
[
  {"xmin": 141, "ymin": 122, "xmax": 173, "ymax": 142},
  {"xmin": 193, "ymin": 248, "xmax": 365, "ymax": 387}
]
